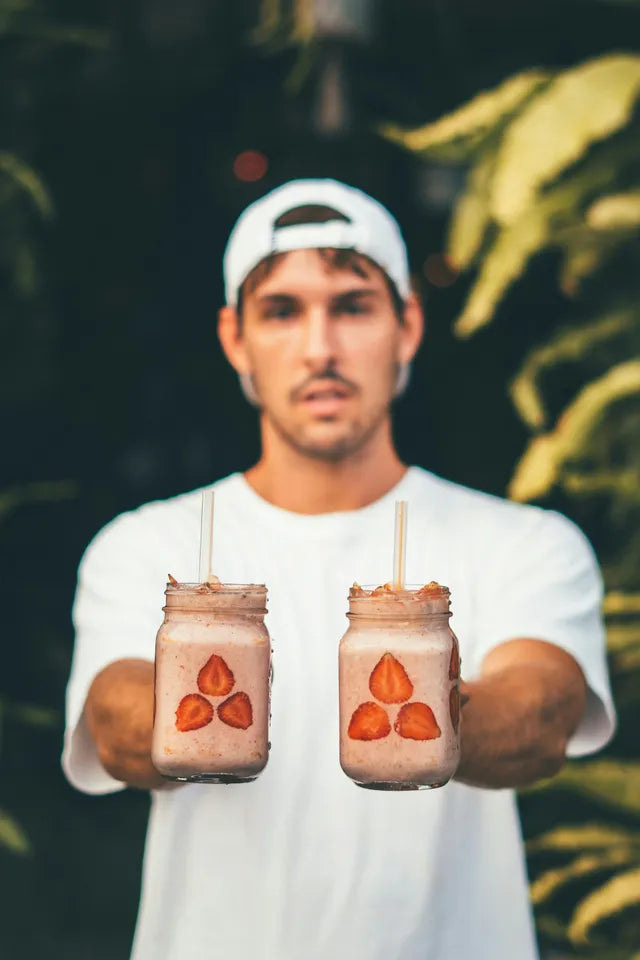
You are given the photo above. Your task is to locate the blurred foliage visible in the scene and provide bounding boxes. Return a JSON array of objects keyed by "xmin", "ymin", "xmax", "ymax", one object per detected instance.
[
  {"xmin": 253, "ymin": 0, "xmax": 315, "ymax": 47},
  {"xmin": 387, "ymin": 50, "xmax": 640, "ymax": 957},
  {"xmin": 0, "ymin": 0, "xmax": 86, "ymax": 861},
  {"xmin": 0, "ymin": 481, "xmax": 72, "ymax": 857}
]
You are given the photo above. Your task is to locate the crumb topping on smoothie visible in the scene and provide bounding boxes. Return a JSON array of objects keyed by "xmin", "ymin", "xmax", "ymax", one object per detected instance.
[{"xmin": 349, "ymin": 580, "xmax": 450, "ymax": 600}]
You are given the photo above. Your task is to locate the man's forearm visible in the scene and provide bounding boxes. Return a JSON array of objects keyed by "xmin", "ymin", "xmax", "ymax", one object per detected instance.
[
  {"xmin": 455, "ymin": 661, "xmax": 586, "ymax": 789},
  {"xmin": 84, "ymin": 658, "xmax": 165, "ymax": 790}
]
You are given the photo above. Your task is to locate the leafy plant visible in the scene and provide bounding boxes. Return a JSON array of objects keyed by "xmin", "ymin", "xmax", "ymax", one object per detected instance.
[
  {"xmin": 384, "ymin": 51, "xmax": 640, "ymax": 957},
  {"xmin": 0, "ymin": 481, "xmax": 72, "ymax": 857}
]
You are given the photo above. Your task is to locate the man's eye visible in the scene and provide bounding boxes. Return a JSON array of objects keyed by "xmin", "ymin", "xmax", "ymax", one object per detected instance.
[
  {"xmin": 264, "ymin": 306, "xmax": 296, "ymax": 320},
  {"xmin": 336, "ymin": 300, "xmax": 370, "ymax": 315}
]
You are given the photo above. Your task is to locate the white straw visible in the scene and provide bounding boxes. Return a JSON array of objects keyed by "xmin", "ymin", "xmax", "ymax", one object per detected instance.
[
  {"xmin": 198, "ymin": 489, "xmax": 215, "ymax": 583},
  {"xmin": 393, "ymin": 500, "xmax": 408, "ymax": 590}
]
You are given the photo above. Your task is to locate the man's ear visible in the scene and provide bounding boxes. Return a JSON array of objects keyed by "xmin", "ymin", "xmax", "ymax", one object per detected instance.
[
  {"xmin": 217, "ymin": 305, "xmax": 250, "ymax": 375},
  {"xmin": 398, "ymin": 292, "xmax": 425, "ymax": 366}
]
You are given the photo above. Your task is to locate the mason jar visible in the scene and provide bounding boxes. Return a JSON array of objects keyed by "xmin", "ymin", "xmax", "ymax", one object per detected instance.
[
  {"xmin": 339, "ymin": 582, "xmax": 461, "ymax": 790},
  {"xmin": 152, "ymin": 582, "xmax": 271, "ymax": 783}
]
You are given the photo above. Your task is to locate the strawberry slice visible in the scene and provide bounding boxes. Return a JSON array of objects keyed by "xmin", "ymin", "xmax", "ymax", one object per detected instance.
[
  {"xmin": 218, "ymin": 691, "xmax": 253, "ymax": 729},
  {"xmin": 450, "ymin": 685, "xmax": 460, "ymax": 733},
  {"xmin": 394, "ymin": 702, "xmax": 441, "ymax": 740},
  {"xmin": 449, "ymin": 637, "xmax": 460, "ymax": 681},
  {"xmin": 369, "ymin": 653, "xmax": 414, "ymax": 704},
  {"xmin": 348, "ymin": 701, "xmax": 391, "ymax": 740},
  {"xmin": 197, "ymin": 654, "xmax": 235, "ymax": 697},
  {"xmin": 175, "ymin": 693, "xmax": 214, "ymax": 732}
]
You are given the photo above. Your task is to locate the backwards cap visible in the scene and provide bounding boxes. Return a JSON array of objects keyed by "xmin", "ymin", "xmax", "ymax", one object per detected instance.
[{"xmin": 223, "ymin": 178, "xmax": 410, "ymax": 307}]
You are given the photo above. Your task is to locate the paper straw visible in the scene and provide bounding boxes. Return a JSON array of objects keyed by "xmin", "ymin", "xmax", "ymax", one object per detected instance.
[
  {"xmin": 198, "ymin": 489, "xmax": 215, "ymax": 583},
  {"xmin": 393, "ymin": 500, "xmax": 408, "ymax": 590}
]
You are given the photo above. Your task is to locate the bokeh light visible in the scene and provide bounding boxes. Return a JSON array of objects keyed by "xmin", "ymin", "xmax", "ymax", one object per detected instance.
[
  {"xmin": 423, "ymin": 253, "xmax": 458, "ymax": 288},
  {"xmin": 233, "ymin": 150, "xmax": 269, "ymax": 182}
]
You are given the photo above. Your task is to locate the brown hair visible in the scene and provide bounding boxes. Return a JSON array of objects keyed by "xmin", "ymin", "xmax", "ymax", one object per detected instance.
[{"xmin": 236, "ymin": 204, "xmax": 405, "ymax": 321}]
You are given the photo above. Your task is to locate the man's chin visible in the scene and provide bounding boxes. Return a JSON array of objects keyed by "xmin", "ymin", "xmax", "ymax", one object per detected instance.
[
  {"xmin": 266, "ymin": 406, "xmax": 389, "ymax": 463},
  {"xmin": 281, "ymin": 421, "xmax": 366, "ymax": 462}
]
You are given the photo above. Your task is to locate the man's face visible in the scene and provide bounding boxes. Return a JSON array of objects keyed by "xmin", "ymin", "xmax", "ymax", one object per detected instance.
[{"xmin": 222, "ymin": 249, "xmax": 422, "ymax": 462}]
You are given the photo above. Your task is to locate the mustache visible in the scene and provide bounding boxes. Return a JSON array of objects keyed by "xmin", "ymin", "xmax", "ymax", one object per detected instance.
[{"xmin": 290, "ymin": 369, "xmax": 359, "ymax": 403}]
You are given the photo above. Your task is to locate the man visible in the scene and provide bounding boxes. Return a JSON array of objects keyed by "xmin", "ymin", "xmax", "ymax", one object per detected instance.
[{"xmin": 63, "ymin": 179, "xmax": 615, "ymax": 960}]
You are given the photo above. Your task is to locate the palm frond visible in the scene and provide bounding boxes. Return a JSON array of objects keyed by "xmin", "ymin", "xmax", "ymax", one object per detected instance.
[
  {"xmin": 381, "ymin": 70, "xmax": 550, "ymax": 164},
  {"xmin": 568, "ymin": 866, "xmax": 640, "ymax": 944},
  {"xmin": 508, "ymin": 360, "xmax": 640, "ymax": 501},
  {"xmin": 490, "ymin": 54, "xmax": 640, "ymax": 225}
]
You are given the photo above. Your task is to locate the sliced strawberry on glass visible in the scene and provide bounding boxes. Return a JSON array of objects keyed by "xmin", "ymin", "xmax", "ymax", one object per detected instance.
[
  {"xmin": 449, "ymin": 636, "xmax": 461, "ymax": 681},
  {"xmin": 369, "ymin": 653, "xmax": 414, "ymax": 704},
  {"xmin": 218, "ymin": 691, "xmax": 253, "ymax": 729},
  {"xmin": 450, "ymin": 685, "xmax": 460, "ymax": 732},
  {"xmin": 175, "ymin": 693, "xmax": 214, "ymax": 732},
  {"xmin": 347, "ymin": 701, "xmax": 391, "ymax": 741},
  {"xmin": 197, "ymin": 654, "xmax": 235, "ymax": 697},
  {"xmin": 394, "ymin": 702, "xmax": 441, "ymax": 740}
]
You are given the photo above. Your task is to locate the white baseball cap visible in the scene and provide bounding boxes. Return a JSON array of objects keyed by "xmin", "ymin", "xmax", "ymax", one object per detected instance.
[{"xmin": 223, "ymin": 178, "xmax": 411, "ymax": 307}]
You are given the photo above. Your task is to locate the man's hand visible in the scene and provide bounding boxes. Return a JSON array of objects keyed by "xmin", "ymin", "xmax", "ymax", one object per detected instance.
[
  {"xmin": 455, "ymin": 638, "xmax": 588, "ymax": 789},
  {"xmin": 84, "ymin": 658, "xmax": 166, "ymax": 790}
]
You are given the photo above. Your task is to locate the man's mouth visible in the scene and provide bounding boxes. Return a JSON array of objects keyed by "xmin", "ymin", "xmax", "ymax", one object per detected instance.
[
  {"xmin": 297, "ymin": 380, "xmax": 353, "ymax": 415},
  {"xmin": 301, "ymin": 385, "xmax": 350, "ymax": 402}
]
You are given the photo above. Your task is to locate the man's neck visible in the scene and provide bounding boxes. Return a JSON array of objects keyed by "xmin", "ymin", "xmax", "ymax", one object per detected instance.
[{"xmin": 244, "ymin": 418, "xmax": 408, "ymax": 515}]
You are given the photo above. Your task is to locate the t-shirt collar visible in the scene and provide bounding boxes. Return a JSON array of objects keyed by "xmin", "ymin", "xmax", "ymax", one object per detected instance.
[{"xmin": 229, "ymin": 466, "xmax": 420, "ymax": 540}]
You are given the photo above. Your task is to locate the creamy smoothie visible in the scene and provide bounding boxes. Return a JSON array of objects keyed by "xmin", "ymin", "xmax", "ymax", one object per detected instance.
[
  {"xmin": 339, "ymin": 582, "xmax": 460, "ymax": 790},
  {"xmin": 152, "ymin": 581, "xmax": 271, "ymax": 783}
]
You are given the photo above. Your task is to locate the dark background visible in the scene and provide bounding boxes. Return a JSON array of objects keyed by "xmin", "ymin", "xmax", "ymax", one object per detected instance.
[{"xmin": 2, "ymin": 2, "xmax": 639, "ymax": 957}]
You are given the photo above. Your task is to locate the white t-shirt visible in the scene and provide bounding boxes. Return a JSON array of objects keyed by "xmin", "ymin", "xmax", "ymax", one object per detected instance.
[{"xmin": 62, "ymin": 467, "xmax": 616, "ymax": 960}]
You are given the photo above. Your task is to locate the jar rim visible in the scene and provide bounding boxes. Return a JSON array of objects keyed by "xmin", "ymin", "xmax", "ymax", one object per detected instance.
[{"xmin": 166, "ymin": 582, "xmax": 267, "ymax": 595}]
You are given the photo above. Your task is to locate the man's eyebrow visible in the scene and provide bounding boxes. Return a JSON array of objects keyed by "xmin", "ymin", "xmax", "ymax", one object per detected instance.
[
  {"xmin": 256, "ymin": 293, "xmax": 299, "ymax": 305},
  {"xmin": 331, "ymin": 288, "xmax": 380, "ymax": 301},
  {"xmin": 255, "ymin": 287, "xmax": 380, "ymax": 305}
]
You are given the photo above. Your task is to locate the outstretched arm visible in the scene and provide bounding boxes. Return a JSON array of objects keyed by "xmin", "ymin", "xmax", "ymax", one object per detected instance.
[
  {"xmin": 455, "ymin": 638, "xmax": 588, "ymax": 789},
  {"xmin": 84, "ymin": 658, "xmax": 165, "ymax": 790}
]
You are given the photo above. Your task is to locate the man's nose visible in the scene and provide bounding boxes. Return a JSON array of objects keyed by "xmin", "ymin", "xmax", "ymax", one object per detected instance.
[{"xmin": 301, "ymin": 310, "xmax": 337, "ymax": 371}]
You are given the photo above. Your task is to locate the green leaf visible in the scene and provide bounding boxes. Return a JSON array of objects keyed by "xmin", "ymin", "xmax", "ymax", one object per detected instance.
[
  {"xmin": 587, "ymin": 190, "xmax": 640, "ymax": 230},
  {"xmin": 380, "ymin": 70, "xmax": 551, "ymax": 164},
  {"xmin": 524, "ymin": 760, "xmax": 640, "ymax": 815},
  {"xmin": 0, "ymin": 810, "xmax": 30, "ymax": 855},
  {"xmin": 509, "ymin": 311, "xmax": 633, "ymax": 429},
  {"xmin": 559, "ymin": 233, "xmax": 629, "ymax": 296},
  {"xmin": 508, "ymin": 360, "xmax": 640, "ymax": 501},
  {"xmin": 8, "ymin": 702, "xmax": 59, "ymax": 728},
  {"xmin": 14, "ymin": 242, "xmax": 40, "ymax": 299},
  {"xmin": 0, "ymin": 479, "xmax": 77, "ymax": 521},
  {"xmin": 528, "ymin": 823, "xmax": 640, "ymax": 853},
  {"xmin": 562, "ymin": 469, "xmax": 640, "ymax": 502},
  {"xmin": 455, "ymin": 132, "xmax": 640, "ymax": 333},
  {"xmin": 251, "ymin": 0, "xmax": 283, "ymax": 45},
  {"xmin": 568, "ymin": 866, "xmax": 640, "ymax": 944},
  {"xmin": 611, "ymin": 646, "xmax": 640, "ymax": 672},
  {"xmin": 251, "ymin": 0, "xmax": 314, "ymax": 48},
  {"xmin": 0, "ymin": 152, "xmax": 53, "ymax": 219},
  {"xmin": 605, "ymin": 593, "xmax": 640, "ymax": 616},
  {"xmin": 531, "ymin": 848, "xmax": 636, "ymax": 906},
  {"xmin": 491, "ymin": 54, "xmax": 640, "ymax": 225},
  {"xmin": 446, "ymin": 148, "xmax": 498, "ymax": 269},
  {"xmin": 454, "ymin": 203, "xmax": 551, "ymax": 337},
  {"xmin": 534, "ymin": 913, "xmax": 569, "ymax": 942}
]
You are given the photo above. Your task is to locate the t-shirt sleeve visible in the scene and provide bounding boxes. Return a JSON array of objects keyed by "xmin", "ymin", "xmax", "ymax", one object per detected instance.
[
  {"xmin": 475, "ymin": 508, "xmax": 616, "ymax": 757},
  {"xmin": 62, "ymin": 511, "xmax": 165, "ymax": 795}
]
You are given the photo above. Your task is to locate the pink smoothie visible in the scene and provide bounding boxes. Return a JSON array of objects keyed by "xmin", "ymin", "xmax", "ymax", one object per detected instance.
[
  {"xmin": 339, "ymin": 584, "xmax": 460, "ymax": 789},
  {"xmin": 152, "ymin": 583, "xmax": 271, "ymax": 782}
]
